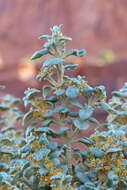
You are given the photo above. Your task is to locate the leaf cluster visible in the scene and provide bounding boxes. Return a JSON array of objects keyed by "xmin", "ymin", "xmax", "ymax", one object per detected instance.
[{"xmin": 0, "ymin": 25, "xmax": 127, "ymax": 190}]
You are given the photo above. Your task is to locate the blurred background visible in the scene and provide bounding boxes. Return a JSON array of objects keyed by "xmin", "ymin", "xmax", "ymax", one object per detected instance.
[{"xmin": 0, "ymin": 0, "xmax": 127, "ymax": 100}]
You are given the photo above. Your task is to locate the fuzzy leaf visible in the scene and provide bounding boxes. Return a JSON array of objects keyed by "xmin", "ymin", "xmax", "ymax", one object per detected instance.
[
  {"xmin": 0, "ymin": 104, "xmax": 9, "ymax": 111},
  {"xmin": 45, "ymin": 96, "xmax": 57, "ymax": 103},
  {"xmin": 31, "ymin": 49, "xmax": 49, "ymax": 60},
  {"xmin": 43, "ymin": 58, "xmax": 64, "ymax": 67},
  {"xmin": 88, "ymin": 117, "xmax": 99, "ymax": 125},
  {"xmin": 99, "ymin": 102, "xmax": 115, "ymax": 113},
  {"xmin": 73, "ymin": 119, "xmax": 89, "ymax": 130},
  {"xmin": 39, "ymin": 34, "xmax": 52, "ymax": 40},
  {"xmin": 33, "ymin": 148, "xmax": 50, "ymax": 161},
  {"xmin": 60, "ymin": 36, "xmax": 72, "ymax": 41},
  {"xmin": 79, "ymin": 137, "xmax": 94, "ymax": 145},
  {"xmin": 106, "ymin": 147, "xmax": 122, "ymax": 153},
  {"xmin": 90, "ymin": 147, "xmax": 103, "ymax": 158},
  {"xmin": 112, "ymin": 91, "xmax": 127, "ymax": 98},
  {"xmin": 54, "ymin": 89, "xmax": 65, "ymax": 96},
  {"xmin": 23, "ymin": 110, "xmax": 34, "ymax": 126},
  {"xmin": 67, "ymin": 49, "xmax": 86, "ymax": 57},
  {"xmin": 43, "ymin": 85, "xmax": 54, "ymax": 98},
  {"xmin": 42, "ymin": 119, "xmax": 52, "ymax": 127},
  {"xmin": 24, "ymin": 88, "xmax": 40, "ymax": 100},
  {"xmin": 68, "ymin": 112, "xmax": 78, "ymax": 117},
  {"xmin": 64, "ymin": 64, "xmax": 78, "ymax": 71},
  {"xmin": 1, "ymin": 126, "xmax": 15, "ymax": 133},
  {"xmin": 77, "ymin": 49, "xmax": 86, "ymax": 57},
  {"xmin": 79, "ymin": 106, "xmax": 94, "ymax": 120},
  {"xmin": 66, "ymin": 86, "xmax": 79, "ymax": 99}
]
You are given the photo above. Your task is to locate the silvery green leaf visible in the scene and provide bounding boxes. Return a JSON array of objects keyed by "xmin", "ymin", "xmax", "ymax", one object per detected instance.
[
  {"xmin": 99, "ymin": 102, "xmax": 115, "ymax": 113},
  {"xmin": 66, "ymin": 49, "xmax": 78, "ymax": 57},
  {"xmin": 54, "ymin": 89, "xmax": 65, "ymax": 96},
  {"xmin": 82, "ymin": 87, "xmax": 94, "ymax": 98},
  {"xmin": 0, "ymin": 148, "xmax": 13, "ymax": 155},
  {"xmin": 70, "ymin": 100, "xmax": 83, "ymax": 108},
  {"xmin": 54, "ymin": 104, "xmax": 69, "ymax": 113},
  {"xmin": 39, "ymin": 133, "xmax": 49, "ymax": 145},
  {"xmin": 39, "ymin": 34, "xmax": 52, "ymax": 40},
  {"xmin": 42, "ymin": 119, "xmax": 52, "ymax": 127},
  {"xmin": 27, "ymin": 134, "xmax": 35, "ymax": 144},
  {"xmin": 64, "ymin": 64, "xmax": 78, "ymax": 71},
  {"xmin": 50, "ymin": 149, "xmax": 64, "ymax": 158},
  {"xmin": 24, "ymin": 88, "xmax": 40, "ymax": 100},
  {"xmin": 31, "ymin": 49, "xmax": 49, "ymax": 60},
  {"xmin": 23, "ymin": 110, "xmax": 34, "ymax": 126},
  {"xmin": 67, "ymin": 49, "xmax": 86, "ymax": 57},
  {"xmin": 52, "ymin": 158, "xmax": 61, "ymax": 167},
  {"xmin": 43, "ymin": 85, "xmax": 54, "ymax": 98},
  {"xmin": 75, "ymin": 165, "xmax": 89, "ymax": 183},
  {"xmin": 106, "ymin": 147, "xmax": 122, "ymax": 153},
  {"xmin": 47, "ymin": 141, "xmax": 58, "ymax": 150},
  {"xmin": 112, "ymin": 91, "xmax": 127, "ymax": 98},
  {"xmin": 108, "ymin": 171, "xmax": 119, "ymax": 186},
  {"xmin": 45, "ymin": 96, "xmax": 57, "ymax": 103},
  {"xmin": 25, "ymin": 126, "xmax": 35, "ymax": 137},
  {"xmin": 79, "ymin": 150, "xmax": 88, "ymax": 157},
  {"xmin": 79, "ymin": 106, "xmax": 93, "ymax": 120},
  {"xmin": 97, "ymin": 134, "xmax": 106, "ymax": 141},
  {"xmin": 10, "ymin": 159, "xmax": 29, "ymax": 168},
  {"xmin": 77, "ymin": 49, "xmax": 86, "ymax": 57},
  {"xmin": 43, "ymin": 58, "xmax": 64, "ymax": 67},
  {"xmin": 88, "ymin": 117, "xmax": 99, "ymax": 125},
  {"xmin": 20, "ymin": 144, "xmax": 30, "ymax": 153},
  {"xmin": 79, "ymin": 137, "xmax": 94, "ymax": 145},
  {"xmin": 68, "ymin": 112, "xmax": 78, "ymax": 117},
  {"xmin": 1, "ymin": 126, "xmax": 15, "ymax": 133},
  {"xmin": 33, "ymin": 148, "xmax": 50, "ymax": 161},
  {"xmin": 0, "ymin": 104, "xmax": 9, "ymax": 111},
  {"xmin": 60, "ymin": 36, "xmax": 72, "ymax": 41},
  {"xmin": 73, "ymin": 119, "xmax": 89, "ymax": 130},
  {"xmin": 66, "ymin": 86, "xmax": 79, "ymax": 99},
  {"xmin": 90, "ymin": 147, "xmax": 103, "ymax": 158},
  {"xmin": 23, "ymin": 96, "xmax": 29, "ymax": 107}
]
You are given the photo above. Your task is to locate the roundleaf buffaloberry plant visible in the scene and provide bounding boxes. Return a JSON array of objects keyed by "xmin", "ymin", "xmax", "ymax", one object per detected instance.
[{"xmin": 0, "ymin": 25, "xmax": 127, "ymax": 190}]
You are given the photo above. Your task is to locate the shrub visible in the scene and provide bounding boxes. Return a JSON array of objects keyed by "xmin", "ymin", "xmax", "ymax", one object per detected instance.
[{"xmin": 0, "ymin": 25, "xmax": 127, "ymax": 190}]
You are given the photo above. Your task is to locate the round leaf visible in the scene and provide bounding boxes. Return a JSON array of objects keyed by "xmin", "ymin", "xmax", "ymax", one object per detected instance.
[{"xmin": 66, "ymin": 86, "xmax": 79, "ymax": 99}]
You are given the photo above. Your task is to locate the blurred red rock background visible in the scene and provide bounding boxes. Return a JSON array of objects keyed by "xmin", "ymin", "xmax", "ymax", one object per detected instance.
[{"xmin": 0, "ymin": 0, "xmax": 127, "ymax": 101}]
